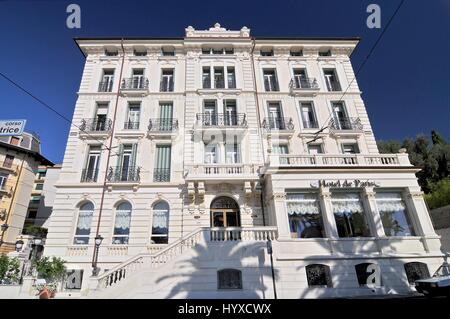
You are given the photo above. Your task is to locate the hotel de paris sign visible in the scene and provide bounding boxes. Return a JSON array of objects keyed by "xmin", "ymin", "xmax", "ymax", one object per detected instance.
[{"xmin": 310, "ymin": 179, "xmax": 380, "ymax": 188}]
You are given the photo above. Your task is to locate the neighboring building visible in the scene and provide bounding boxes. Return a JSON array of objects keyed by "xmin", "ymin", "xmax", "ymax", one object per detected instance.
[
  {"xmin": 24, "ymin": 164, "xmax": 61, "ymax": 230},
  {"xmin": 0, "ymin": 132, "xmax": 53, "ymax": 254},
  {"xmin": 430, "ymin": 205, "xmax": 450, "ymax": 253},
  {"xmin": 43, "ymin": 24, "xmax": 443, "ymax": 298}
]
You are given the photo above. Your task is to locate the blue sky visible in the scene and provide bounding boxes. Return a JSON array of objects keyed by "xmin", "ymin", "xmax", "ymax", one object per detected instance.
[{"xmin": 0, "ymin": 0, "xmax": 449, "ymax": 163}]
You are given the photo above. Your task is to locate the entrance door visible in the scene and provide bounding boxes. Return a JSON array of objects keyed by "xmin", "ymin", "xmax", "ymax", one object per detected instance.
[{"xmin": 211, "ymin": 210, "xmax": 240, "ymax": 227}]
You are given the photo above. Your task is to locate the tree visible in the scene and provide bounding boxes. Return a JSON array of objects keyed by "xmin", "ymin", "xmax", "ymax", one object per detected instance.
[
  {"xmin": 377, "ymin": 140, "xmax": 402, "ymax": 154},
  {"xmin": 424, "ymin": 178, "xmax": 450, "ymax": 209},
  {"xmin": 33, "ymin": 256, "xmax": 66, "ymax": 283},
  {"xmin": 0, "ymin": 255, "xmax": 21, "ymax": 284},
  {"xmin": 431, "ymin": 130, "xmax": 446, "ymax": 145}
]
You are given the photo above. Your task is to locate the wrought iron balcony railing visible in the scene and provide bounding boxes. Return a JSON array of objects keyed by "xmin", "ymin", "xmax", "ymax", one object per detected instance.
[
  {"xmin": 148, "ymin": 118, "xmax": 178, "ymax": 132},
  {"xmin": 196, "ymin": 113, "xmax": 247, "ymax": 127},
  {"xmin": 153, "ymin": 168, "xmax": 171, "ymax": 182},
  {"xmin": 121, "ymin": 77, "xmax": 149, "ymax": 90},
  {"xmin": 124, "ymin": 121, "xmax": 140, "ymax": 130},
  {"xmin": 289, "ymin": 77, "xmax": 319, "ymax": 90},
  {"xmin": 261, "ymin": 117, "xmax": 294, "ymax": 131},
  {"xmin": 98, "ymin": 81, "xmax": 113, "ymax": 92},
  {"xmin": 107, "ymin": 166, "xmax": 140, "ymax": 183},
  {"xmin": 329, "ymin": 117, "xmax": 363, "ymax": 131},
  {"xmin": 80, "ymin": 119, "xmax": 112, "ymax": 133},
  {"xmin": 81, "ymin": 169, "xmax": 99, "ymax": 183}
]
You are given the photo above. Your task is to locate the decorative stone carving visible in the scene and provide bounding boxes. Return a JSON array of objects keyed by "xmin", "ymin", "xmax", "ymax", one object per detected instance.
[
  {"xmin": 197, "ymin": 182, "xmax": 205, "ymax": 203},
  {"xmin": 272, "ymin": 193, "xmax": 286, "ymax": 201}
]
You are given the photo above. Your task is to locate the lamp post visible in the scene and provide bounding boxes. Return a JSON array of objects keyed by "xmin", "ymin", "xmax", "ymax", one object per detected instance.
[
  {"xmin": 15, "ymin": 239, "xmax": 24, "ymax": 252},
  {"xmin": 266, "ymin": 239, "xmax": 277, "ymax": 299},
  {"xmin": 0, "ymin": 223, "xmax": 9, "ymax": 247},
  {"xmin": 92, "ymin": 235, "xmax": 103, "ymax": 276}
]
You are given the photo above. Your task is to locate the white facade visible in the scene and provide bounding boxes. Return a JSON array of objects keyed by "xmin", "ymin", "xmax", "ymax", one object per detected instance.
[{"xmin": 43, "ymin": 24, "xmax": 443, "ymax": 298}]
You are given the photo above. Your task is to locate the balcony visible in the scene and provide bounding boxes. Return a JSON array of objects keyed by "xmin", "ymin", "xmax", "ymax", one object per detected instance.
[
  {"xmin": 107, "ymin": 166, "xmax": 140, "ymax": 183},
  {"xmin": 120, "ymin": 78, "xmax": 149, "ymax": 96},
  {"xmin": 81, "ymin": 169, "xmax": 99, "ymax": 183},
  {"xmin": 79, "ymin": 119, "xmax": 112, "ymax": 136},
  {"xmin": 329, "ymin": 117, "xmax": 363, "ymax": 134},
  {"xmin": 153, "ymin": 168, "xmax": 171, "ymax": 182},
  {"xmin": 98, "ymin": 81, "xmax": 113, "ymax": 92},
  {"xmin": 186, "ymin": 164, "xmax": 259, "ymax": 181},
  {"xmin": 289, "ymin": 78, "xmax": 319, "ymax": 96},
  {"xmin": 268, "ymin": 153, "xmax": 412, "ymax": 168},
  {"xmin": 124, "ymin": 121, "xmax": 140, "ymax": 130},
  {"xmin": 196, "ymin": 113, "xmax": 247, "ymax": 128},
  {"xmin": 261, "ymin": 117, "xmax": 294, "ymax": 137},
  {"xmin": 147, "ymin": 119, "xmax": 178, "ymax": 139}
]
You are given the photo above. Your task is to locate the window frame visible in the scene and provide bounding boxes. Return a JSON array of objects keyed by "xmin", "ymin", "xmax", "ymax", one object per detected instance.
[
  {"xmin": 217, "ymin": 269, "xmax": 243, "ymax": 290},
  {"xmin": 73, "ymin": 202, "xmax": 94, "ymax": 245}
]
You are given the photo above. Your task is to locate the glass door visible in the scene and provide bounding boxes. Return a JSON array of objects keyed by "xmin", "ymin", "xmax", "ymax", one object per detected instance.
[
  {"xmin": 332, "ymin": 102, "xmax": 347, "ymax": 129},
  {"xmin": 224, "ymin": 100, "xmax": 237, "ymax": 126},
  {"xmin": 294, "ymin": 69, "xmax": 307, "ymax": 88},
  {"xmin": 203, "ymin": 100, "xmax": 217, "ymax": 126},
  {"xmin": 211, "ymin": 210, "xmax": 240, "ymax": 227},
  {"xmin": 268, "ymin": 102, "xmax": 282, "ymax": 129},
  {"xmin": 132, "ymin": 69, "xmax": 144, "ymax": 89},
  {"xmin": 85, "ymin": 147, "xmax": 101, "ymax": 181},
  {"xmin": 159, "ymin": 102, "xmax": 173, "ymax": 131},
  {"xmin": 120, "ymin": 145, "xmax": 133, "ymax": 181},
  {"xmin": 102, "ymin": 70, "xmax": 114, "ymax": 92}
]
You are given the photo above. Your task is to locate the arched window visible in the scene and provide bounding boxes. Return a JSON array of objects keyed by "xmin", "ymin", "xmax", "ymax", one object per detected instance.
[
  {"xmin": 112, "ymin": 202, "xmax": 132, "ymax": 245},
  {"xmin": 404, "ymin": 262, "xmax": 430, "ymax": 284},
  {"xmin": 151, "ymin": 201, "xmax": 169, "ymax": 244},
  {"xmin": 305, "ymin": 264, "xmax": 332, "ymax": 287},
  {"xmin": 217, "ymin": 269, "xmax": 242, "ymax": 290},
  {"xmin": 73, "ymin": 202, "xmax": 94, "ymax": 245},
  {"xmin": 355, "ymin": 263, "xmax": 381, "ymax": 287}
]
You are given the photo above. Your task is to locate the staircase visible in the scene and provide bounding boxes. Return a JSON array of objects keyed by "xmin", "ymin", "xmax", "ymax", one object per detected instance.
[{"xmin": 87, "ymin": 226, "xmax": 277, "ymax": 298}]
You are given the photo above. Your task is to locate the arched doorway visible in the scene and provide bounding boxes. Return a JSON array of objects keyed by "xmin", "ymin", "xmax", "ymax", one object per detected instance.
[{"xmin": 210, "ymin": 196, "xmax": 241, "ymax": 227}]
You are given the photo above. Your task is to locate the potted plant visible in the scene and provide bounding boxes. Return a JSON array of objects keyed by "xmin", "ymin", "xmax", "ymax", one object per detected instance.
[{"xmin": 33, "ymin": 256, "xmax": 66, "ymax": 298}]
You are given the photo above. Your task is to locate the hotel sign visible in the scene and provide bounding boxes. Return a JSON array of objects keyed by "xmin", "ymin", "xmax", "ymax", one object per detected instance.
[
  {"xmin": 310, "ymin": 179, "xmax": 380, "ymax": 188},
  {"xmin": 0, "ymin": 120, "xmax": 26, "ymax": 136}
]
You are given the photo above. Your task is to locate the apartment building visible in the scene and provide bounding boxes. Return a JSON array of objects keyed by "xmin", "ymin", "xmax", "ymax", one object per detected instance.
[
  {"xmin": 43, "ymin": 24, "xmax": 443, "ymax": 298},
  {"xmin": 0, "ymin": 132, "xmax": 53, "ymax": 254}
]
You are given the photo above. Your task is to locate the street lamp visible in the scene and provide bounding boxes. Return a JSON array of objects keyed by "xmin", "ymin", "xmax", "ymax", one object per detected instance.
[
  {"xmin": 32, "ymin": 237, "xmax": 43, "ymax": 246},
  {"xmin": 15, "ymin": 239, "xmax": 24, "ymax": 252},
  {"xmin": 92, "ymin": 235, "xmax": 103, "ymax": 276},
  {"xmin": 266, "ymin": 239, "xmax": 277, "ymax": 299},
  {"xmin": 0, "ymin": 223, "xmax": 9, "ymax": 248}
]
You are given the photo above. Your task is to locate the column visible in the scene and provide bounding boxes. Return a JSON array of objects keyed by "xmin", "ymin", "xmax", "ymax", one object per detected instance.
[
  {"xmin": 318, "ymin": 187, "xmax": 338, "ymax": 239},
  {"xmin": 362, "ymin": 186, "xmax": 385, "ymax": 238},
  {"xmin": 404, "ymin": 190, "xmax": 437, "ymax": 237},
  {"xmin": 271, "ymin": 192, "xmax": 291, "ymax": 240}
]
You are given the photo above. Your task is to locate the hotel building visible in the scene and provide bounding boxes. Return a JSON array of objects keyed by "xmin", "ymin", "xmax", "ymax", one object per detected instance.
[{"xmin": 42, "ymin": 24, "xmax": 443, "ymax": 298}]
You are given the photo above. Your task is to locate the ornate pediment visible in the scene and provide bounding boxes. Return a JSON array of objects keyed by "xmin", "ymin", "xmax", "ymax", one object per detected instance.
[{"xmin": 185, "ymin": 23, "xmax": 250, "ymax": 38}]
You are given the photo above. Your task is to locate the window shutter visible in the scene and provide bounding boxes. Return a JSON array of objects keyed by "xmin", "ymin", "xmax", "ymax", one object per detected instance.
[
  {"xmin": 116, "ymin": 144, "xmax": 124, "ymax": 168},
  {"xmin": 131, "ymin": 143, "xmax": 138, "ymax": 167}
]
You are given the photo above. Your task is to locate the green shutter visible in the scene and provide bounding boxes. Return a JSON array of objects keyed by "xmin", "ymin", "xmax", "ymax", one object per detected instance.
[
  {"xmin": 116, "ymin": 144, "xmax": 124, "ymax": 168},
  {"xmin": 131, "ymin": 143, "xmax": 138, "ymax": 167}
]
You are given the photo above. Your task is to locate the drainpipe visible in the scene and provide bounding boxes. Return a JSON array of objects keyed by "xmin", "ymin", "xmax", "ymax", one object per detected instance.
[
  {"xmin": 249, "ymin": 38, "xmax": 268, "ymax": 227},
  {"xmin": 91, "ymin": 38, "xmax": 126, "ymax": 268}
]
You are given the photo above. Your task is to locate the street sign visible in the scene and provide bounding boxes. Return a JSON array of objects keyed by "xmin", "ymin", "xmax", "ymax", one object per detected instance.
[{"xmin": 0, "ymin": 120, "xmax": 26, "ymax": 136}]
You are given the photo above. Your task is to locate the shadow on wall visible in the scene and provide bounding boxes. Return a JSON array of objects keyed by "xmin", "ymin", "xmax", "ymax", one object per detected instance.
[{"xmin": 154, "ymin": 240, "xmax": 278, "ymax": 299}]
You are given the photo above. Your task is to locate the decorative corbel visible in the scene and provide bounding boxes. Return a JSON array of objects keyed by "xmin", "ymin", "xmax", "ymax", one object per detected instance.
[{"xmin": 197, "ymin": 182, "xmax": 205, "ymax": 204}]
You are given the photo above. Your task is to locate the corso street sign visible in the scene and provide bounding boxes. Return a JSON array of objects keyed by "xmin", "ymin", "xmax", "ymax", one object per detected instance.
[{"xmin": 0, "ymin": 120, "xmax": 26, "ymax": 136}]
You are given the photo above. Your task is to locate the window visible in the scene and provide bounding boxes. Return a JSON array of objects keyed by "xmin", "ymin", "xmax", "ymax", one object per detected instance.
[
  {"xmin": 323, "ymin": 69, "xmax": 341, "ymax": 91},
  {"xmin": 27, "ymin": 210, "xmax": 38, "ymax": 219},
  {"xmin": 286, "ymin": 193, "xmax": 324, "ymax": 238},
  {"xmin": 342, "ymin": 143, "xmax": 360, "ymax": 154},
  {"xmin": 158, "ymin": 102, "xmax": 174, "ymax": 131},
  {"xmin": 116, "ymin": 144, "xmax": 138, "ymax": 182},
  {"xmin": 331, "ymin": 102, "xmax": 350, "ymax": 130},
  {"xmin": 308, "ymin": 144, "xmax": 323, "ymax": 155},
  {"xmin": 319, "ymin": 50, "xmax": 332, "ymax": 57},
  {"xmin": 355, "ymin": 263, "xmax": 380, "ymax": 287},
  {"xmin": 227, "ymin": 67, "xmax": 236, "ymax": 89},
  {"xmin": 263, "ymin": 69, "xmax": 279, "ymax": 91},
  {"xmin": 73, "ymin": 202, "xmax": 94, "ymax": 245},
  {"xmin": 203, "ymin": 100, "xmax": 218, "ymax": 126},
  {"xmin": 204, "ymin": 142, "xmax": 219, "ymax": 164},
  {"xmin": 202, "ymin": 48, "xmax": 234, "ymax": 55},
  {"xmin": 260, "ymin": 49, "xmax": 274, "ymax": 56},
  {"xmin": 99, "ymin": 69, "xmax": 114, "ymax": 92},
  {"xmin": 300, "ymin": 102, "xmax": 318, "ymax": 128},
  {"xmin": 332, "ymin": 193, "xmax": 371, "ymax": 237},
  {"xmin": 113, "ymin": 202, "xmax": 132, "ymax": 245},
  {"xmin": 3, "ymin": 155, "xmax": 14, "ymax": 168},
  {"xmin": 272, "ymin": 144, "xmax": 289, "ymax": 164},
  {"xmin": 306, "ymin": 264, "xmax": 332, "ymax": 287},
  {"xmin": 154, "ymin": 145, "xmax": 171, "ymax": 182},
  {"xmin": 0, "ymin": 173, "xmax": 8, "ymax": 190},
  {"xmin": 105, "ymin": 49, "xmax": 118, "ymax": 56},
  {"xmin": 267, "ymin": 102, "xmax": 284, "ymax": 129},
  {"xmin": 224, "ymin": 48, "xmax": 234, "ymax": 55},
  {"xmin": 225, "ymin": 141, "xmax": 240, "ymax": 164},
  {"xmin": 130, "ymin": 69, "xmax": 146, "ymax": 89},
  {"xmin": 160, "ymin": 69, "xmax": 174, "ymax": 92},
  {"xmin": 82, "ymin": 145, "xmax": 101, "ymax": 182},
  {"xmin": 404, "ymin": 262, "xmax": 430, "ymax": 284},
  {"xmin": 376, "ymin": 192, "xmax": 415, "ymax": 236},
  {"xmin": 37, "ymin": 171, "xmax": 46, "ymax": 179},
  {"xmin": 35, "ymin": 183, "xmax": 44, "ymax": 191},
  {"xmin": 161, "ymin": 47, "xmax": 175, "ymax": 56},
  {"xmin": 217, "ymin": 269, "xmax": 242, "ymax": 289},
  {"xmin": 125, "ymin": 103, "xmax": 141, "ymax": 130},
  {"xmin": 94, "ymin": 102, "xmax": 109, "ymax": 131},
  {"xmin": 30, "ymin": 196, "xmax": 41, "ymax": 205},
  {"xmin": 202, "ymin": 67, "xmax": 211, "ymax": 89},
  {"xmin": 224, "ymin": 100, "xmax": 237, "ymax": 126},
  {"xmin": 10, "ymin": 136, "xmax": 20, "ymax": 146},
  {"xmin": 202, "ymin": 48, "xmax": 211, "ymax": 54},
  {"xmin": 214, "ymin": 67, "xmax": 225, "ymax": 89},
  {"xmin": 290, "ymin": 49, "xmax": 303, "ymax": 56},
  {"xmin": 151, "ymin": 201, "xmax": 169, "ymax": 244},
  {"xmin": 134, "ymin": 49, "xmax": 147, "ymax": 56},
  {"xmin": 212, "ymin": 48, "xmax": 223, "ymax": 55}
]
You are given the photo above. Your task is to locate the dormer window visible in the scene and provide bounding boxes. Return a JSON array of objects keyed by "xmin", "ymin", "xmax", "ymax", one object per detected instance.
[
  {"xmin": 105, "ymin": 48, "xmax": 118, "ymax": 56},
  {"xmin": 202, "ymin": 47, "xmax": 234, "ymax": 55},
  {"xmin": 260, "ymin": 48, "xmax": 274, "ymax": 57},
  {"xmin": 224, "ymin": 48, "xmax": 234, "ymax": 55},
  {"xmin": 290, "ymin": 48, "xmax": 303, "ymax": 56},
  {"xmin": 319, "ymin": 49, "xmax": 332, "ymax": 57},
  {"xmin": 162, "ymin": 46, "xmax": 175, "ymax": 56}
]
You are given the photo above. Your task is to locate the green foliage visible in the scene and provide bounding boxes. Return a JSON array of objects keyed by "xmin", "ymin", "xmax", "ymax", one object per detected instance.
[
  {"xmin": 33, "ymin": 256, "xmax": 66, "ymax": 283},
  {"xmin": 22, "ymin": 224, "xmax": 48, "ymax": 237},
  {"xmin": 0, "ymin": 255, "xmax": 21, "ymax": 284},
  {"xmin": 425, "ymin": 178, "xmax": 450, "ymax": 210},
  {"xmin": 377, "ymin": 130, "xmax": 450, "ymax": 194}
]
